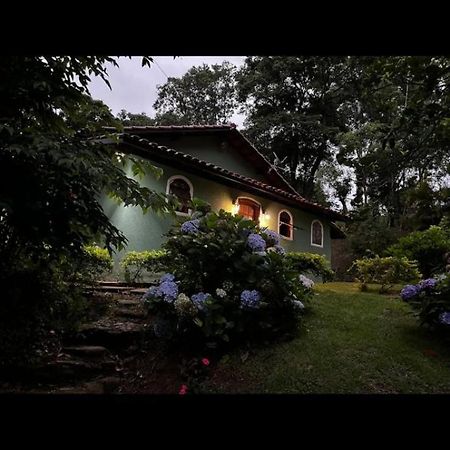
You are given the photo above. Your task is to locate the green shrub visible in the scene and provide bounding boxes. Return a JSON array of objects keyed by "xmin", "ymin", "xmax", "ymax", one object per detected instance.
[
  {"xmin": 121, "ymin": 250, "xmax": 168, "ymax": 283},
  {"xmin": 80, "ymin": 245, "xmax": 113, "ymax": 283},
  {"xmin": 386, "ymin": 226, "xmax": 450, "ymax": 278},
  {"xmin": 141, "ymin": 209, "xmax": 312, "ymax": 349},
  {"xmin": 350, "ymin": 256, "xmax": 421, "ymax": 293},
  {"xmin": 400, "ymin": 274, "xmax": 450, "ymax": 331},
  {"xmin": 285, "ymin": 252, "xmax": 334, "ymax": 282}
]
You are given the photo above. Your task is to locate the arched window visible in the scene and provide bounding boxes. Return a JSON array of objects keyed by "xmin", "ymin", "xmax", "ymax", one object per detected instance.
[
  {"xmin": 166, "ymin": 175, "xmax": 193, "ymax": 215},
  {"xmin": 236, "ymin": 197, "xmax": 261, "ymax": 223},
  {"xmin": 311, "ymin": 220, "xmax": 323, "ymax": 247},
  {"xmin": 278, "ymin": 209, "xmax": 293, "ymax": 240}
]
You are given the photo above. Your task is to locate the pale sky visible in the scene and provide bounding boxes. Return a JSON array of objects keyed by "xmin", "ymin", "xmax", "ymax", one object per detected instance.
[{"xmin": 88, "ymin": 56, "xmax": 247, "ymax": 127}]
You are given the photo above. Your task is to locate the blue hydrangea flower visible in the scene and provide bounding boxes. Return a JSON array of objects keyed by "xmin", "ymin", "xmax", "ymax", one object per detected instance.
[
  {"xmin": 180, "ymin": 219, "xmax": 200, "ymax": 234},
  {"xmin": 160, "ymin": 273, "xmax": 175, "ymax": 283},
  {"xmin": 158, "ymin": 280, "xmax": 178, "ymax": 303},
  {"xmin": 240, "ymin": 290, "xmax": 261, "ymax": 309},
  {"xmin": 419, "ymin": 278, "xmax": 438, "ymax": 290},
  {"xmin": 273, "ymin": 244, "xmax": 285, "ymax": 255},
  {"xmin": 247, "ymin": 233, "xmax": 266, "ymax": 252},
  {"xmin": 439, "ymin": 312, "xmax": 450, "ymax": 325},
  {"xmin": 142, "ymin": 285, "xmax": 160, "ymax": 301},
  {"xmin": 400, "ymin": 284, "xmax": 420, "ymax": 301},
  {"xmin": 263, "ymin": 229, "xmax": 280, "ymax": 246},
  {"xmin": 191, "ymin": 292, "xmax": 210, "ymax": 311}
]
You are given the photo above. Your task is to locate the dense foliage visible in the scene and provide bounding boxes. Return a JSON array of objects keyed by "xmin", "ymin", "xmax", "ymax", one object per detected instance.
[
  {"xmin": 401, "ymin": 273, "xmax": 450, "ymax": 331},
  {"xmin": 152, "ymin": 62, "xmax": 238, "ymax": 125},
  {"xmin": 0, "ymin": 56, "xmax": 180, "ymax": 364},
  {"xmin": 121, "ymin": 250, "xmax": 168, "ymax": 283},
  {"xmin": 350, "ymin": 256, "xmax": 421, "ymax": 293},
  {"xmin": 285, "ymin": 252, "xmax": 334, "ymax": 282},
  {"xmin": 141, "ymin": 210, "xmax": 313, "ymax": 348},
  {"xmin": 386, "ymin": 226, "xmax": 450, "ymax": 278}
]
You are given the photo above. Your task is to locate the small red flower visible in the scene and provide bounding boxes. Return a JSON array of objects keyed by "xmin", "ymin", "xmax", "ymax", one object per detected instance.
[
  {"xmin": 201, "ymin": 358, "xmax": 210, "ymax": 366},
  {"xmin": 179, "ymin": 384, "xmax": 188, "ymax": 395}
]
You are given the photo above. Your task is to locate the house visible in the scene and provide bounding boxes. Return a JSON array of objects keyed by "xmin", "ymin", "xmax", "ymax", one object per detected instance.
[{"xmin": 101, "ymin": 124, "xmax": 347, "ymax": 267}]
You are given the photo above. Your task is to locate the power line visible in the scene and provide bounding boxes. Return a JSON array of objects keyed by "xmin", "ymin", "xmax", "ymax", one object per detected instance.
[{"xmin": 154, "ymin": 58, "xmax": 169, "ymax": 80}]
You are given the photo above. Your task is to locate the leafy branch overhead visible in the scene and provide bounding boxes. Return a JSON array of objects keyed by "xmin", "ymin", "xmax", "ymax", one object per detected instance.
[{"xmin": 0, "ymin": 56, "xmax": 175, "ymax": 260}]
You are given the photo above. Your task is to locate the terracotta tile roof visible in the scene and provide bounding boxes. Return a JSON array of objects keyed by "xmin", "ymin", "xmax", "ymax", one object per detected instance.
[
  {"xmin": 118, "ymin": 134, "xmax": 349, "ymax": 222},
  {"xmin": 115, "ymin": 124, "xmax": 236, "ymax": 132},
  {"xmin": 106, "ymin": 124, "xmax": 300, "ymax": 196}
]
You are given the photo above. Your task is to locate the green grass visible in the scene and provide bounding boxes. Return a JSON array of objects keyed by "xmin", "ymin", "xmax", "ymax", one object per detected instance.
[{"xmin": 206, "ymin": 282, "xmax": 450, "ymax": 394}]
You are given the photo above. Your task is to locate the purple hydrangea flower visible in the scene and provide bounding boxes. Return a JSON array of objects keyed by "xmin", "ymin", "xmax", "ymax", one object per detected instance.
[
  {"xmin": 191, "ymin": 292, "xmax": 210, "ymax": 311},
  {"xmin": 160, "ymin": 273, "xmax": 175, "ymax": 283},
  {"xmin": 419, "ymin": 278, "xmax": 438, "ymax": 290},
  {"xmin": 240, "ymin": 290, "xmax": 261, "ymax": 309},
  {"xmin": 263, "ymin": 229, "xmax": 280, "ymax": 246},
  {"xmin": 439, "ymin": 312, "xmax": 450, "ymax": 325},
  {"xmin": 400, "ymin": 284, "xmax": 420, "ymax": 301},
  {"xmin": 158, "ymin": 281, "xmax": 178, "ymax": 303},
  {"xmin": 247, "ymin": 233, "xmax": 266, "ymax": 252},
  {"xmin": 180, "ymin": 219, "xmax": 200, "ymax": 234}
]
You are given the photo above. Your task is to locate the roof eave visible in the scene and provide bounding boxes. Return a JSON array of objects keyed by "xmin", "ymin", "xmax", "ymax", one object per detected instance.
[{"xmin": 115, "ymin": 137, "xmax": 349, "ymax": 222}]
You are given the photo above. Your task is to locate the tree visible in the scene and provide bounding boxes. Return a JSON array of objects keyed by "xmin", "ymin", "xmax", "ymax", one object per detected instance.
[
  {"xmin": 0, "ymin": 56, "xmax": 178, "ymax": 362},
  {"xmin": 153, "ymin": 62, "xmax": 238, "ymax": 125},
  {"xmin": 0, "ymin": 56, "xmax": 175, "ymax": 260},
  {"xmin": 337, "ymin": 57, "xmax": 450, "ymax": 226},
  {"xmin": 237, "ymin": 56, "xmax": 359, "ymax": 200},
  {"xmin": 117, "ymin": 109, "xmax": 156, "ymax": 126}
]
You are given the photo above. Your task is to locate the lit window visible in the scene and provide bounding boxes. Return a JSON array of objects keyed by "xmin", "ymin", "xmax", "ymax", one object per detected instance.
[
  {"xmin": 237, "ymin": 198, "xmax": 261, "ymax": 223},
  {"xmin": 278, "ymin": 210, "xmax": 293, "ymax": 240},
  {"xmin": 311, "ymin": 220, "xmax": 323, "ymax": 247},
  {"xmin": 167, "ymin": 176, "xmax": 193, "ymax": 215}
]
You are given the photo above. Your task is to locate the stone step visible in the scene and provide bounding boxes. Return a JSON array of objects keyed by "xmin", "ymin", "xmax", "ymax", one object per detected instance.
[
  {"xmin": 114, "ymin": 308, "xmax": 147, "ymax": 320},
  {"xmin": 66, "ymin": 320, "xmax": 147, "ymax": 350},
  {"xmin": 130, "ymin": 288, "xmax": 149, "ymax": 295},
  {"xmin": 90, "ymin": 286, "xmax": 134, "ymax": 293},
  {"xmin": 33, "ymin": 358, "xmax": 118, "ymax": 383},
  {"xmin": 53, "ymin": 376, "xmax": 121, "ymax": 394},
  {"xmin": 116, "ymin": 299, "xmax": 142, "ymax": 308},
  {"xmin": 62, "ymin": 345, "xmax": 109, "ymax": 359},
  {"xmin": 98, "ymin": 281, "xmax": 155, "ymax": 288}
]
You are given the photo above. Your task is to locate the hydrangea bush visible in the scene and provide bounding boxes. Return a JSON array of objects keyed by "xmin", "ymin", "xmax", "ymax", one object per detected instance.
[
  {"xmin": 142, "ymin": 209, "xmax": 312, "ymax": 347},
  {"xmin": 400, "ymin": 273, "xmax": 450, "ymax": 330}
]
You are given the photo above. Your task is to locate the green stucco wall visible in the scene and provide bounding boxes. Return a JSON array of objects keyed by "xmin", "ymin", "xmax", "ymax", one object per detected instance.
[{"xmin": 101, "ymin": 160, "xmax": 332, "ymax": 271}]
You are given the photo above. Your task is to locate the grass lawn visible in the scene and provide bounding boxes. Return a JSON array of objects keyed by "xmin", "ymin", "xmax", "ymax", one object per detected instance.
[{"xmin": 205, "ymin": 282, "xmax": 450, "ymax": 394}]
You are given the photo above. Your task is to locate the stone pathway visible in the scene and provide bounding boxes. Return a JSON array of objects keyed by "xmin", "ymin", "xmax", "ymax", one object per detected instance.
[{"xmin": 6, "ymin": 283, "xmax": 155, "ymax": 394}]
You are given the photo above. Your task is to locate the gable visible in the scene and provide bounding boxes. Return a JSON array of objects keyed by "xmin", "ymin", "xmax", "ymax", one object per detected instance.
[
  {"xmin": 134, "ymin": 133, "xmax": 268, "ymax": 182},
  {"xmin": 109, "ymin": 125, "xmax": 299, "ymax": 195}
]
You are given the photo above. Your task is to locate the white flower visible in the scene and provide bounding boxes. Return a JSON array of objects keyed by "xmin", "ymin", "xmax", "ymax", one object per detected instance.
[
  {"xmin": 292, "ymin": 300, "xmax": 305, "ymax": 310},
  {"xmin": 299, "ymin": 274, "xmax": 314, "ymax": 289},
  {"xmin": 216, "ymin": 288, "xmax": 227, "ymax": 298}
]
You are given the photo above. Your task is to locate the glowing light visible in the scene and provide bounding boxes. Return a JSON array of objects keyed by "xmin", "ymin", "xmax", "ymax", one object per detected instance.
[
  {"xmin": 260, "ymin": 211, "xmax": 270, "ymax": 225},
  {"xmin": 231, "ymin": 202, "xmax": 240, "ymax": 215}
]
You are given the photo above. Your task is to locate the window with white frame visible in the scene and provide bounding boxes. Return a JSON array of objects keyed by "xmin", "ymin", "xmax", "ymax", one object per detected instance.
[
  {"xmin": 166, "ymin": 175, "xmax": 193, "ymax": 215},
  {"xmin": 311, "ymin": 220, "xmax": 323, "ymax": 247},
  {"xmin": 278, "ymin": 210, "xmax": 293, "ymax": 240}
]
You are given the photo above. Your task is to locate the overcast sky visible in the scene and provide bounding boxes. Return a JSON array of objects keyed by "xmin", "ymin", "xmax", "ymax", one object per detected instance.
[{"xmin": 88, "ymin": 56, "xmax": 247, "ymax": 127}]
